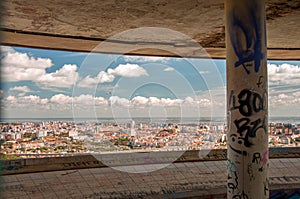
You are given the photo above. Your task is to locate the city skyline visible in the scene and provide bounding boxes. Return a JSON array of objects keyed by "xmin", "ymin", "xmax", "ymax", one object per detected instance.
[{"xmin": 1, "ymin": 46, "xmax": 300, "ymax": 119}]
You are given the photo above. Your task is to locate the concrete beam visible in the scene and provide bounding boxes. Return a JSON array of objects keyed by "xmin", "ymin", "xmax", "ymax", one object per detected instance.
[{"xmin": 2, "ymin": 30, "xmax": 300, "ymax": 60}]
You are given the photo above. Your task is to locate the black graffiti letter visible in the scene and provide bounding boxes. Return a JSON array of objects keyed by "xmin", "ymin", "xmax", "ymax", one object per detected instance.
[
  {"xmin": 229, "ymin": 90, "xmax": 238, "ymax": 110},
  {"xmin": 252, "ymin": 152, "xmax": 262, "ymax": 164},
  {"xmin": 252, "ymin": 92, "xmax": 263, "ymax": 112},
  {"xmin": 234, "ymin": 118, "xmax": 250, "ymax": 137},
  {"xmin": 238, "ymin": 89, "xmax": 252, "ymax": 116}
]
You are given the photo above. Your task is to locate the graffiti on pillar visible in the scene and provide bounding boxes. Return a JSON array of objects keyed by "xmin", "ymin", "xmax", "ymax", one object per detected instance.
[
  {"xmin": 254, "ymin": 150, "xmax": 269, "ymax": 172},
  {"xmin": 228, "ymin": 171, "xmax": 239, "ymax": 193},
  {"xmin": 229, "ymin": 89, "xmax": 267, "ymax": 116},
  {"xmin": 262, "ymin": 150, "xmax": 268, "ymax": 165},
  {"xmin": 227, "ymin": 1, "xmax": 268, "ymax": 198},
  {"xmin": 233, "ymin": 191, "xmax": 249, "ymax": 199},
  {"xmin": 228, "ymin": 88, "xmax": 268, "ymax": 195},
  {"xmin": 252, "ymin": 152, "xmax": 262, "ymax": 164},
  {"xmin": 256, "ymin": 76, "xmax": 265, "ymax": 88},
  {"xmin": 227, "ymin": 158, "xmax": 238, "ymax": 174},
  {"xmin": 264, "ymin": 178, "xmax": 269, "ymax": 196},
  {"xmin": 228, "ymin": 89, "xmax": 267, "ymax": 151},
  {"xmin": 247, "ymin": 163, "xmax": 255, "ymax": 181},
  {"xmin": 228, "ymin": 2, "xmax": 265, "ymax": 74},
  {"xmin": 229, "ymin": 134, "xmax": 247, "ymax": 156},
  {"xmin": 227, "ymin": 158, "xmax": 239, "ymax": 194}
]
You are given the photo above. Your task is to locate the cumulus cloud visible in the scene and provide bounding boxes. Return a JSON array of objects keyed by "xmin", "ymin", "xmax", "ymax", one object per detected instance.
[
  {"xmin": 50, "ymin": 94, "xmax": 108, "ymax": 106},
  {"xmin": 123, "ymin": 55, "xmax": 170, "ymax": 63},
  {"xmin": 6, "ymin": 95, "xmax": 17, "ymax": 103},
  {"xmin": 267, "ymin": 63, "xmax": 300, "ymax": 116},
  {"xmin": 2, "ymin": 51, "xmax": 52, "ymax": 82},
  {"xmin": 107, "ymin": 63, "xmax": 148, "ymax": 77},
  {"xmin": 131, "ymin": 96, "xmax": 149, "ymax": 106},
  {"xmin": 0, "ymin": 90, "xmax": 4, "ymax": 99},
  {"xmin": 164, "ymin": 67, "xmax": 174, "ymax": 72},
  {"xmin": 3, "ymin": 93, "xmax": 108, "ymax": 110},
  {"xmin": 269, "ymin": 92, "xmax": 300, "ymax": 107},
  {"xmin": 77, "ymin": 76, "xmax": 98, "ymax": 88},
  {"xmin": 268, "ymin": 63, "xmax": 300, "ymax": 86},
  {"xmin": 77, "ymin": 63, "xmax": 148, "ymax": 88},
  {"xmin": 9, "ymin": 86, "xmax": 34, "ymax": 97},
  {"xmin": 9, "ymin": 86, "xmax": 33, "ymax": 93},
  {"xmin": 98, "ymin": 71, "xmax": 115, "ymax": 82},
  {"xmin": 37, "ymin": 64, "xmax": 79, "ymax": 88},
  {"xmin": 1, "ymin": 50, "xmax": 79, "ymax": 88},
  {"xmin": 73, "ymin": 94, "xmax": 108, "ymax": 106},
  {"xmin": 50, "ymin": 94, "xmax": 73, "ymax": 104},
  {"xmin": 3, "ymin": 51, "xmax": 52, "ymax": 69},
  {"xmin": 108, "ymin": 95, "xmax": 211, "ymax": 108},
  {"xmin": 5, "ymin": 95, "xmax": 48, "ymax": 107},
  {"xmin": 1, "ymin": 46, "xmax": 16, "ymax": 55},
  {"xmin": 148, "ymin": 97, "xmax": 161, "ymax": 106},
  {"xmin": 109, "ymin": 96, "xmax": 130, "ymax": 107},
  {"xmin": 77, "ymin": 71, "xmax": 115, "ymax": 88},
  {"xmin": 2, "ymin": 92, "xmax": 215, "ymax": 117},
  {"xmin": 160, "ymin": 98, "xmax": 183, "ymax": 107},
  {"xmin": 22, "ymin": 95, "xmax": 49, "ymax": 105}
]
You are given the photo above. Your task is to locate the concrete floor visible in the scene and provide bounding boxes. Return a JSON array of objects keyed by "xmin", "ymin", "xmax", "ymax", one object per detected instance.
[{"xmin": 2, "ymin": 158, "xmax": 300, "ymax": 199}]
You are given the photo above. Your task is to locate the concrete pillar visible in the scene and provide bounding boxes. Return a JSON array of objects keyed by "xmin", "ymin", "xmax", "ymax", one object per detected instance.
[{"xmin": 225, "ymin": 0, "xmax": 269, "ymax": 198}]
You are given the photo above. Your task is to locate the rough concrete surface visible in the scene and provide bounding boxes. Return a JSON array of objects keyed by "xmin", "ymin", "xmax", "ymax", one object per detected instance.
[{"xmin": 1, "ymin": 0, "xmax": 299, "ymax": 59}]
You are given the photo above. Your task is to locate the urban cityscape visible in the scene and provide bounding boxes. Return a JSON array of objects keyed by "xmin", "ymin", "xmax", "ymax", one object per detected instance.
[{"xmin": 1, "ymin": 118, "xmax": 299, "ymax": 159}]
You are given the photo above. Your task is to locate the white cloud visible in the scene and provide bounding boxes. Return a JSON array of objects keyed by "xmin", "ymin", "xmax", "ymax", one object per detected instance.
[
  {"xmin": 2, "ymin": 51, "xmax": 52, "ymax": 69},
  {"xmin": 5, "ymin": 95, "xmax": 49, "ymax": 107},
  {"xmin": 199, "ymin": 71, "xmax": 210, "ymax": 74},
  {"xmin": 128, "ymin": 96, "xmax": 177, "ymax": 107},
  {"xmin": 37, "ymin": 64, "xmax": 78, "ymax": 88},
  {"xmin": 268, "ymin": 63, "xmax": 300, "ymax": 86},
  {"xmin": 9, "ymin": 86, "xmax": 32, "ymax": 93},
  {"xmin": 1, "ymin": 51, "xmax": 51, "ymax": 82},
  {"xmin": 1, "ymin": 46, "xmax": 16, "ymax": 54},
  {"xmin": 160, "ymin": 98, "xmax": 183, "ymax": 107},
  {"xmin": 267, "ymin": 63, "xmax": 300, "ymax": 116},
  {"xmin": 21, "ymin": 95, "xmax": 48, "ymax": 105},
  {"xmin": 73, "ymin": 94, "xmax": 108, "ymax": 106},
  {"xmin": 107, "ymin": 63, "xmax": 148, "ymax": 77},
  {"xmin": 164, "ymin": 67, "xmax": 174, "ymax": 72},
  {"xmin": 77, "ymin": 71, "xmax": 116, "ymax": 88},
  {"xmin": 109, "ymin": 96, "xmax": 130, "ymax": 107},
  {"xmin": 6, "ymin": 95, "xmax": 16, "ymax": 103},
  {"xmin": 94, "ymin": 96, "xmax": 109, "ymax": 106},
  {"xmin": 0, "ymin": 90, "xmax": 4, "ymax": 98},
  {"xmin": 50, "ymin": 94, "xmax": 73, "ymax": 104},
  {"xmin": 2, "ymin": 93, "xmax": 218, "ymax": 117},
  {"xmin": 109, "ymin": 96, "xmax": 210, "ymax": 108},
  {"xmin": 4, "ymin": 93, "xmax": 108, "ymax": 111},
  {"xmin": 148, "ymin": 97, "xmax": 161, "ymax": 106},
  {"xmin": 131, "ymin": 96, "xmax": 149, "ymax": 106},
  {"xmin": 293, "ymin": 91, "xmax": 300, "ymax": 97},
  {"xmin": 50, "ymin": 94, "xmax": 108, "ymax": 107},
  {"xmin": 1, "ymin": 50, "xmax": 79, "ymax": 88},
  {"xmin": 124, "ymin": 55, "xmax": 170, "ymax": 63},
  {"xmin": 269, "ymin": 93, "xmax": 300, "ymax": 107},
  {"xmin": 77, "ymin": 76, "xmax": 98, "ymax": 88},
  {"xmin": 97, "ymin": 71, "xmax": 115, "ymax": 83},
  {"xmin": 77, "ymin": 64, "xmax": 147, "ymax": 88}
]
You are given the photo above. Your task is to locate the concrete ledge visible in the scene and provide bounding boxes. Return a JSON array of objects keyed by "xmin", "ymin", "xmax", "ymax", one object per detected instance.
[{"xmin": 1, "ymin": 147, "xmax": 299, "ymax": 175}]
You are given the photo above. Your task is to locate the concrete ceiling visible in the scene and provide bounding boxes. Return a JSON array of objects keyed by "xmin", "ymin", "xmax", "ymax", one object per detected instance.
[{"xmin": 1, "ymin": 0, "xmax": 300, "ymax": 59}]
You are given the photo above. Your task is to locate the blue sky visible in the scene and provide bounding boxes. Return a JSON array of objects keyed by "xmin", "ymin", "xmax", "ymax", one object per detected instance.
[{"xmin": 1, "ymin": 46, "xmax": 300, "ymax": 119}]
